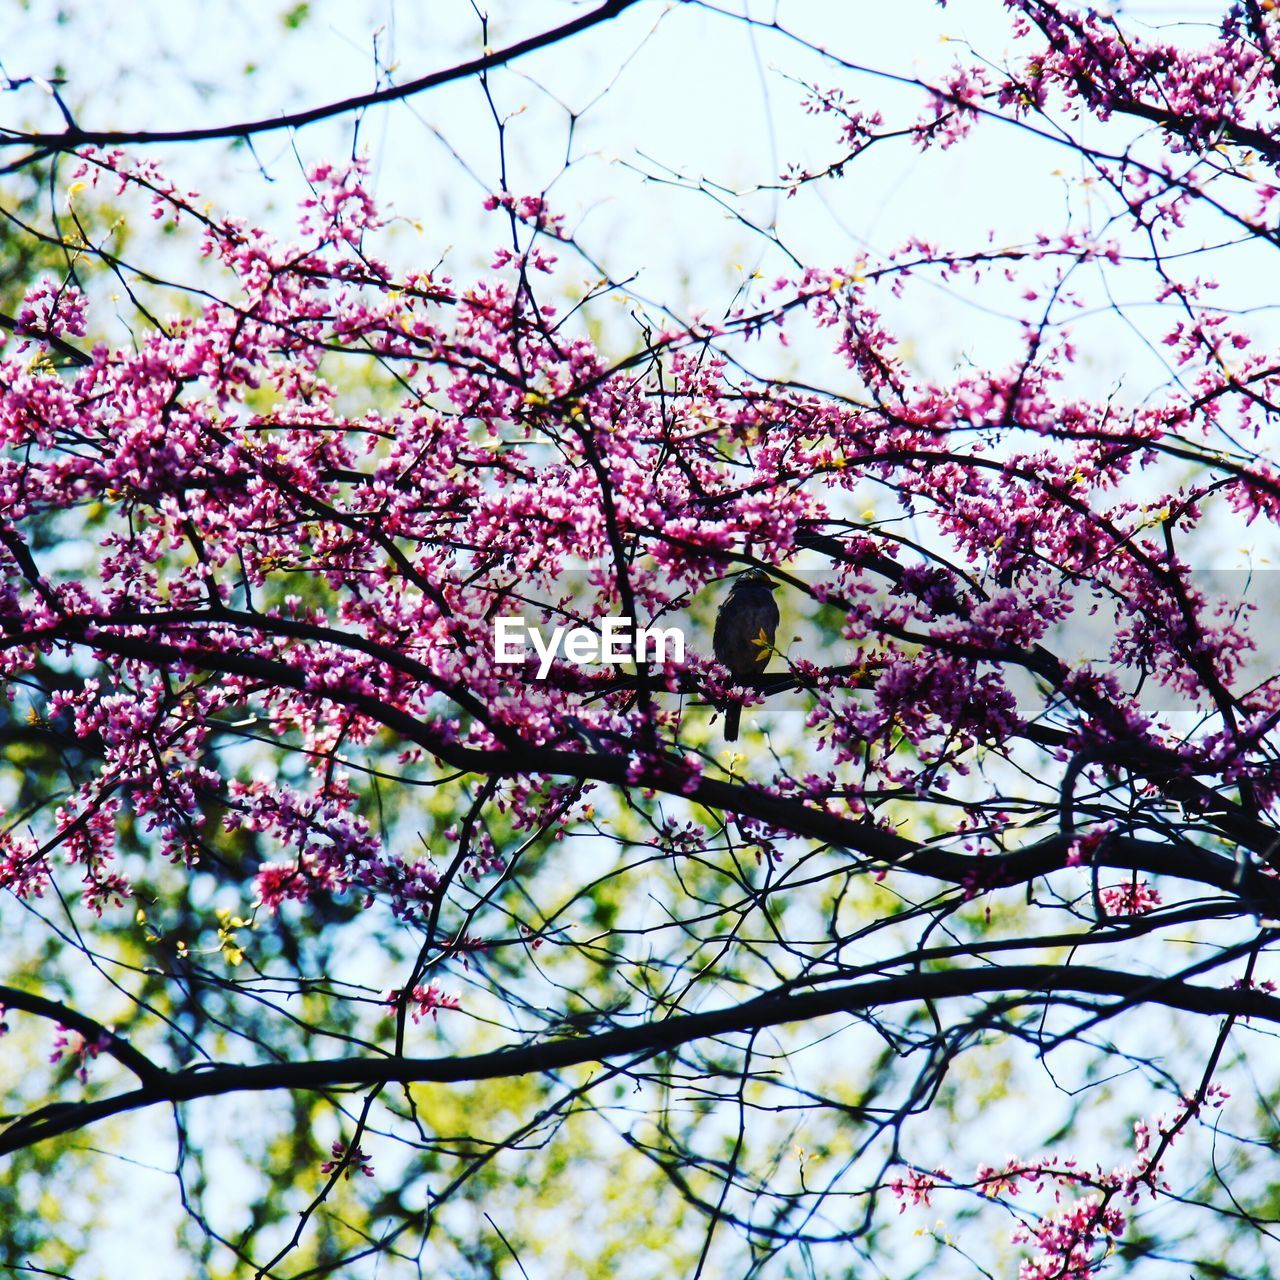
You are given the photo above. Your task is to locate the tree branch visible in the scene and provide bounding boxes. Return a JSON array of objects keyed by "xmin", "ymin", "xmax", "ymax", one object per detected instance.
[
  {"xmin": 0, "ymin": 0, "xmax": 646, "ymax": 154},
  {"xmin": 2, "ymin": 962, "xmax": 1274, "ymax": 1155}
]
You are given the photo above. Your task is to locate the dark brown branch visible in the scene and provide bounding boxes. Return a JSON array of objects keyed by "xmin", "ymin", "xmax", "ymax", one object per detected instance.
[
  {"xmin": 0, "ymin": 0, "xmax": 646, "ymax": 154},
  {"xmin": 0, "ymin": 984, "xmax": 162, "ymax": 1084},
  {"xmin": 2, "ymin": 615, "xmax": 1276, "ymax": 911},
  {"xmin": 0, "ymin": 311, "xmax": 92, "ymax": 367},
  {"xmin": 3, "ymin": 962, "xmax": 1275, "ymax": 1155}
]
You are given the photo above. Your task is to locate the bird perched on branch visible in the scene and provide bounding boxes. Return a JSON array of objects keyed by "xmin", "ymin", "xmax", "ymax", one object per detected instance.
[{"xmin": 713, "ymin": 568, "xmax": 780, "ymax": 741}]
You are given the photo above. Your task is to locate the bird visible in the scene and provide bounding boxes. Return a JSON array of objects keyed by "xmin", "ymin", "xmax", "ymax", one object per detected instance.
[{"xmin": 713, "ymin": 569, "xmax": 780, "ymax": 741}]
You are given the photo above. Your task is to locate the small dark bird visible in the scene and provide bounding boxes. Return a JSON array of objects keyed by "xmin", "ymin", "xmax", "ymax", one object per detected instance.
[{"xmin": 713, "ymin": 569, "xmax": 780, "ymax": 741}]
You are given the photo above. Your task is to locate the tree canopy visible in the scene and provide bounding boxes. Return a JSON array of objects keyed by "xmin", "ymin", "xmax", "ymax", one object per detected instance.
[{"xmin": 2, "ymin": 2, "xmax": 1280, "ymax": 1276}]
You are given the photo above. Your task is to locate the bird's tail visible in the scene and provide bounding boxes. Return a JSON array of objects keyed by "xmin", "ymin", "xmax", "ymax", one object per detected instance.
[{"xmin": 724, "ymin": 702, "xmax": 741, "ymax": 742}]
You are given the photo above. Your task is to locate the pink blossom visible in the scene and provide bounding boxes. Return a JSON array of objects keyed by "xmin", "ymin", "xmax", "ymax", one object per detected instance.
[{"xmin": 320, "ymin": 1139, "xmax": 374, "ymax": 1180}]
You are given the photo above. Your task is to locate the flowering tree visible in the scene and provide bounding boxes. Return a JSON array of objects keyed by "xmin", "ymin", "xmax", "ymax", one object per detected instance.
[{"xmin": 2, "ymin": 1, "xmax": 1280, "ymax": 1275}]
